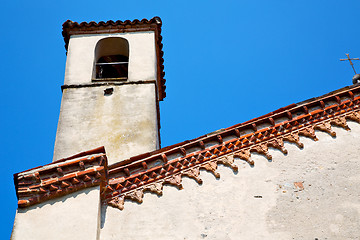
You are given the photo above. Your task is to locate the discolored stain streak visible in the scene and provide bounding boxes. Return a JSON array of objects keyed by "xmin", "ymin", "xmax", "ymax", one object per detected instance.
[{"xmin": 293, "ymin": 181, "xmax": 304, "ymax": 191}]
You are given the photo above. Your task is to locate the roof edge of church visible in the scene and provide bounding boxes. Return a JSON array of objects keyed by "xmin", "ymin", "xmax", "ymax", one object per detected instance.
[
  {"xmin": 14, "ymin": 147, "xmax": 108, "ymax": 208},
  {"xmin": 110, "ymin": 83, "xmax": 360, "ymax": 171},
  {"xmin": 104, "ymin": 83, "xmax": 360, "ymax": 209},
  {"xmin": 14, "ymin": 83, "xmax": 360, "ymax": 209}
]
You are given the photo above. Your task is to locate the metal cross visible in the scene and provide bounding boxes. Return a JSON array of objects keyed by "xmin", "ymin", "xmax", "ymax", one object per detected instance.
[{"xmin": 340, "ymin": 53, "xmax": 359, "ymax": 74}]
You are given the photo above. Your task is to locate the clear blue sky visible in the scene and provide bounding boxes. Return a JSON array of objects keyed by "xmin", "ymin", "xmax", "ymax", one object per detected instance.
[{"xmin": 1, "ymin": 1, "xmax": 360, "ymax": 238}]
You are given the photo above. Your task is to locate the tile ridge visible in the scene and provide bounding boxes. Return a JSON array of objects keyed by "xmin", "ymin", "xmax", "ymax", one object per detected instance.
[
  {"xmin": 109, "ymin": 84, "xmax": 360, "ymax": 171},
  {"xmin": 13, "ymin": 84, "xmax": 360, "ymax": 209},
  {"xmin": 14, "ymin": 147, "xmax": 109, "ymax": 208},
  {"xmin": 105, "ymin": 84, "xmax": 360, "ymax": 210}
]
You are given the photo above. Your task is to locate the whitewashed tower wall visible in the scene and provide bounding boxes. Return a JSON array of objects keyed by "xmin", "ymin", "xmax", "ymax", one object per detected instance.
[{"xmin": 54, "ymin": 31, "xmax": 160, "ymax": 164}]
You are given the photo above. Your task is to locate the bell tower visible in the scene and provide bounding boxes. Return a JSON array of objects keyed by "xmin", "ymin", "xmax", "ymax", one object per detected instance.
[
  {"xmin": 11, "ymin": 18, "xmax": 166, "ymax": 240},
  {"xmin": 55, "ymin": 17, "xmax": 166, "ymax": 164}
]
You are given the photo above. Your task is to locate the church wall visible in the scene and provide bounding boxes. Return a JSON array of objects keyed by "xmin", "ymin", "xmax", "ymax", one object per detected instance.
[
  {"xmin": 11, "ymin": 187, "xmax": 100, "ymax": 240},
  {"xmin": 99, "ymin": 122, "xmax": 360, "ymax": 240},
  {"xmin": 53, "ymin": 83, "xmax": 159, "ymax": 164},
  {"xmin": 64, "ymin": 31, "xmax": 157, "ymax": 85}
]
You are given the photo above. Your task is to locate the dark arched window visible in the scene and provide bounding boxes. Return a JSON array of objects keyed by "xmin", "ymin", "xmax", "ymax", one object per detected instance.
[{"xmin": 93, "ymin": 37, "xmax": 129, "ymax": 81}]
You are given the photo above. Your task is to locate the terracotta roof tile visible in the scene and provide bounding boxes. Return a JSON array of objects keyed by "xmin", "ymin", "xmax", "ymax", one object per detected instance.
[
  {"xmin": 14, "ymin": 147, "xmax": 108, "ymax": 208},
  {"xmin": 105, "ymin": 83, "xmax": 360, "ymax": 210},
  {"xmin": 14, "ymin": 84, "xmax": 360, "ymax": 209}
]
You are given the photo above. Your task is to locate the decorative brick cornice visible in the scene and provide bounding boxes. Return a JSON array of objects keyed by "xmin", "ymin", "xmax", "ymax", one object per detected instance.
[
  {"xmin": 105, "ymin": 84, "xmax": 360, "ymax": 210},
  {"xmin": 62, "ymin": 17, "xmax": 166, "ymax": 101},
  {"xmin": 13, "ymin": 84, "xmax": 360, "ymax": 210},
  {"xmin": 14, "ymin": 147, "xmax": 108, "ymax": 208}
]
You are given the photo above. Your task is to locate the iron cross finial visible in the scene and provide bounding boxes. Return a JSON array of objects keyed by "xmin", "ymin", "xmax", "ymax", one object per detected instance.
[{"xmin": 340, "ymin": 53, "xmax": 359, "ymax": 74}]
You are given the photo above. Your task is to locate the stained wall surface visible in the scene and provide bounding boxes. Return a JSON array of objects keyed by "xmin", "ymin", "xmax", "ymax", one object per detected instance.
[
  {"xmin": 53, "ymin": 83, "xmax": 159, "ymax": 164},
  {"xmin": 100, "ymin": 122, "xmax": 360, "ymax": 240},
  {"xmin": 11, "ymin": 187, "xmax": 100, "ymax": 240},
  {"xmin": 53, "ymin": 31, "xmax": 160, "ymax": 164}
]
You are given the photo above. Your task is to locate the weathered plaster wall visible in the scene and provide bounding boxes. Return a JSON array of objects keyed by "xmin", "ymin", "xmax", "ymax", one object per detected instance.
[
  {"xmin": 100, "ymin": 122, "xmax": 360, "ymax": 240},
  {"xmin": 64, "ymin": 32, "xmax": 157, "ymax": 85},
  {"xmin": 53, "ymin": 83, "xmax": 159, "ymax": 164},
  {"xmin": 54, "ymin": 31, "xmax": 160, "ymax": 163},
  {"xmin": 11, "ymin": 187, "xmax": 100, "ymax": 240}
]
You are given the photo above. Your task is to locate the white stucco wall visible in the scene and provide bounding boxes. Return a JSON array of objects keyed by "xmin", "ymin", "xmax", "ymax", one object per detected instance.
[
  {"xmin": 100, "ymin": 121, "xmax": 360, "ymax": 240},
  {"xmin": 54, "ymin": 30, "xmax": 160, "ymax": 164},
  {"xmin": 64, "ymin": 32, "xmax": 157, "ymax": 85},
  {"xmin": 11, "ymin": 187, "xmax": 100, "ymax": 240},
  {"xmin": 53, "ymin": 83, "xmax": 159, "ymax": 164}
]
